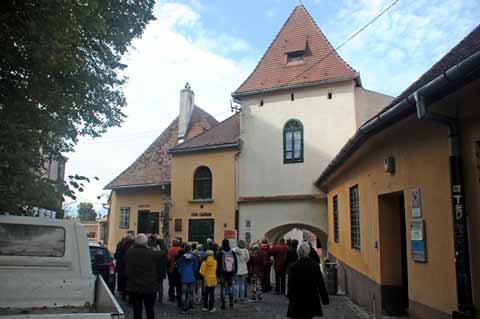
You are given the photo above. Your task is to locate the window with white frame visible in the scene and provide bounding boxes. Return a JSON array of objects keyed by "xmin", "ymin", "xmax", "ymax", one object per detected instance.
[{"xmin": 119, "ymin": 207, "xmax": 130, "ymax": 229}]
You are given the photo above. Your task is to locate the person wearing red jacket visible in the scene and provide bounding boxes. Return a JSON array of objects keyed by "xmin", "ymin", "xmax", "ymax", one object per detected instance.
[
  {"xmin": 260, "ymin": 239, "xmax": 272, "ymax": 293},
  {"xmin": 167, "ymin": 240, "xmax": 182, "ymax": 303},
  {"xmin": 271, "ymin": 238, "xmax": 289, "ymax": 295}
]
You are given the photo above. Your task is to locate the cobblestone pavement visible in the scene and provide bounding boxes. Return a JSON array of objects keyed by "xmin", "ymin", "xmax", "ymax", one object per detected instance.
[{"xmin": 118, "ymin": 286, "xmax": 370, "ymax": 319}]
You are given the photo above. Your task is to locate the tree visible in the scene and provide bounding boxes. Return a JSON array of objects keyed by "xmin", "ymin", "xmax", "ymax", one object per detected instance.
[
  {"xmin": 77, "ymin": 202, "xmax": 97, "ymax": 222},
  {"xmin": 0, "ymin": 0, "xmax": 155, "ymax": 215}
]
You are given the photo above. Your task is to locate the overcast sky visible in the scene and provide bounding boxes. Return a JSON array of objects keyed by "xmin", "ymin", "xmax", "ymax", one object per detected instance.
[{"xmin": 64, "ymin": 0, "xmax": 480, "ymax": 216}]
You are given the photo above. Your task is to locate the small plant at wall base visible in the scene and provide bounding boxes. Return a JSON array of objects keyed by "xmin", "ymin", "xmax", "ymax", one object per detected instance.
[{"xmin": 0, "ymin": 0, "xmax": 155, "ymax": 215}]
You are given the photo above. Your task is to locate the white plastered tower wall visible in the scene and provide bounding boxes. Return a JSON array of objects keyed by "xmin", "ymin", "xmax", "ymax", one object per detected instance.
[
  {"xmin": 237, "ymin": 81, "xmax": 357, "ymax": 243},
  {"xmin": 237, "ymin": 81, "xmax": 393, "ymax": 244}
]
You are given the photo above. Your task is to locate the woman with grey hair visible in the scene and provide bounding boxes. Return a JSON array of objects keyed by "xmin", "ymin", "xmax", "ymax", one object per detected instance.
[{"xmin": 287, "ymin": 242, "xmax": 329, "ymax": 319}]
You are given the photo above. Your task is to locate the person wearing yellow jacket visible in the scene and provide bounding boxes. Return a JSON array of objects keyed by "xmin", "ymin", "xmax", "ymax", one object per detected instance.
[{"xmin": 199, "ymin": 250, "xmax": 217, "ymax": 312}]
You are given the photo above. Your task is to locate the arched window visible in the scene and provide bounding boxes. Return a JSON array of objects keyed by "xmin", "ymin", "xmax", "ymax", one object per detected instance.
[
  {"xmin": 283, "ymin": 119, "xmax": 303, "ymax": 163},
  {"xmin": 193, "ymin": 166, "xmax": 212, "ymax": 199}
]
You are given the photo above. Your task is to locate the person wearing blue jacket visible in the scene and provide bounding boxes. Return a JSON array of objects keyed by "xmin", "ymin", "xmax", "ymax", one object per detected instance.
[{"xmin": 177, "ymin": 244, "xmax": 198, "ymax": 313}]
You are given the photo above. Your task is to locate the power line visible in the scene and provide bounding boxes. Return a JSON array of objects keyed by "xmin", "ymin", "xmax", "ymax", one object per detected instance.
[{"xmin": 286, "ymin": 0, "xmax": 401, "ymax": 85}]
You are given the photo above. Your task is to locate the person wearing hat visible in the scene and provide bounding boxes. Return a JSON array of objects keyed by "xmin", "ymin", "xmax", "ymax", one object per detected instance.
[
  {"xmin": 233, "ymin": 240, "xmax": 250, "ymax": 302},
  {"xmin": 177, "ymin": 244, "xmax": 198, "ymax": 313},
  {"xmin": 125, "ymin": 233, "xmax": 166, "ymax": 319}
]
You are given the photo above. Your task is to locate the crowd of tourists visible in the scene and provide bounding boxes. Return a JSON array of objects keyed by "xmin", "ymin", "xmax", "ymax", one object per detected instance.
[{"xmin": 114, "ymin": 234, "xmax": 329, "ymax": 319}]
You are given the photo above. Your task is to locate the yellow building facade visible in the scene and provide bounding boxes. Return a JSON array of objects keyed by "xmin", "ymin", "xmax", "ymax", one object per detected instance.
[
  {"xmin": 170, "ymin": 149, "xmax": 238, "ymax": 244},
  {"xmin": 106, "ymin": 187, "xmax": 166, "ymax": 253},
  {"xmin": 169, "ymin": 114, "xmax": 240, "ymax": 245},
  {"xmin": 316, "ymin": 35, "xmax": 480, "ymax": 319}
]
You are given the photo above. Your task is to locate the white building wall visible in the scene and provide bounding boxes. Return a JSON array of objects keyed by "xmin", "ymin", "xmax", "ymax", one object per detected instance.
[
  {"xmin": 239, "ymin": 81, "xmax": 357, "ymax": 197},
  {"xmin": 239, "ymin": 200, "xmax": 328, "ymax": 243}
]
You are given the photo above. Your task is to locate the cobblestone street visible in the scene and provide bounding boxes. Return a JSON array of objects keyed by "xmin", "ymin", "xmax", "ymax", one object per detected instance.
[{"xmin": 118, "ymin": 286, "xmax": 370, "ymax": 319}]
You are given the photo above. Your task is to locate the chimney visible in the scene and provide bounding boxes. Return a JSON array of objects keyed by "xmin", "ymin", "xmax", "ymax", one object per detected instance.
[{"xmin": 178, "ymin": 82, "xmax": 194, "ymax": 142}]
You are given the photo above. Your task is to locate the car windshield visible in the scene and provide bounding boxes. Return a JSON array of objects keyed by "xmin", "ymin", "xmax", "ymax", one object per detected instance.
[{"xmin": 89, "ymin": 246, "xmax": 109, "ymax": 264}]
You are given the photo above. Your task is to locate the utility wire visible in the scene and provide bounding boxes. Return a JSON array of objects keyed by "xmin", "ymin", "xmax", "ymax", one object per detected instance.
[{"xmin": 285, "ymin": 0, "xmax": 401, "ymax": 85}]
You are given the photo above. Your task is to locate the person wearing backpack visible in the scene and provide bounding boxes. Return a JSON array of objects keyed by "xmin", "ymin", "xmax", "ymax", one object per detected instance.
[{"xmin": 216, "ymin": 239, "xmax": 238, "ymax": 309}]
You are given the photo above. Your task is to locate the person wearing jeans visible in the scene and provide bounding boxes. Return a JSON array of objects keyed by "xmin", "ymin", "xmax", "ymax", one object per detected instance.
[
  {"xmin": 177, "ymin": 245, "xmax": 198, "ymax": 313},
  {"xmin": 233, "ymin": 240, "xmax": 250, "ymax": 302},
  {"xmin": 216, "ymin": 239, "xmax": 238, "ymax": 309}
]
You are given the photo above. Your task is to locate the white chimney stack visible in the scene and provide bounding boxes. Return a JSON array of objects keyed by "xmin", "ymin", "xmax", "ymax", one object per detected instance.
[{"xmin": 178, "ymin": 82, "xmax": 194, "ymax": 142}]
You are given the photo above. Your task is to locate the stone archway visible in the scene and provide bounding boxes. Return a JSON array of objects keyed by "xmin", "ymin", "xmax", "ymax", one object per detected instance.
[{"xmin": 264, "ymin": 223, "xmax": 328, "ymax": 251}]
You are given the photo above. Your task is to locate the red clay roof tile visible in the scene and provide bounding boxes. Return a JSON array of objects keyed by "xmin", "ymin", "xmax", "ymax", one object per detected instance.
[
  {"xmin": 104, "ymin": 106, "xmax": 218, "ymax": 189},
  {"xmin": 234, "ymin": 5, "xmax": 357, "ymax": 96}
]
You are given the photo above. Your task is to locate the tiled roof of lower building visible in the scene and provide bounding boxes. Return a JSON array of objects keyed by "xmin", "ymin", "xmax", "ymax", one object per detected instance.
[
  {"xmin": 104, "ymin": 106, "xmax": 218, "ymax": 189},
  {"xmin": 169, "ymin": 113, "xmax": 240, "ymax": 154}
]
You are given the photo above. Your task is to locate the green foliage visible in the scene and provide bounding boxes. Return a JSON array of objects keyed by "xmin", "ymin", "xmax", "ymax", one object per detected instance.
[
  {"xmin": 0, "ymin": 0, "xmax": 155, "ymax": 215},
  {"xmin": 77, "ymin": 202, "xmax": 97, "ymax": 222}
]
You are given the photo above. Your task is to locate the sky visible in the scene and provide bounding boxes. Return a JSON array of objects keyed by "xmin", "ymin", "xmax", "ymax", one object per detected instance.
[{"xmin": 64, "ymin": 0, "xmax": 480, "ymax": 216}]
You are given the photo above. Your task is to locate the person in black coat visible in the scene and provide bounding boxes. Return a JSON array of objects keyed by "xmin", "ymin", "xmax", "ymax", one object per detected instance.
[
  {"xmin": 126, "ymin": 233, "xmax": 166, "ymax": 319},
  {"xmin": 114, "ymin": 234, "xmax": 134, "ymax": 300},
  {"xmin": 287, "ymin": 242, "xmax": 329, "ymax": 319}
]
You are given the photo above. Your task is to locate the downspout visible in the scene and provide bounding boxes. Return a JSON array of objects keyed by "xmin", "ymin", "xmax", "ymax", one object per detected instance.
[
  {"xmin": 234, "ymin": 151, "xmax": 240, "ymax": 235},
  {"xmin": 414, "ymin": 92, "xmax": 474, "ymax": 319}
]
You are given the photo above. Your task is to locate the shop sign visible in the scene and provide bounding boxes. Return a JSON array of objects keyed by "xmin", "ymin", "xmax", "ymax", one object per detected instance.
[{"xmin": 224, "ymin": 230, "xmax": 237, "ymax": 240}]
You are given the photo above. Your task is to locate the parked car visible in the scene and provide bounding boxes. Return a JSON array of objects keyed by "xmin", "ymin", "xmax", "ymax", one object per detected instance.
[
  {"xmin": 89, "ymin": 243, "xmax": 116, "ymax": 292},
  {"xmin": 0, "ymin": 215, "xmax": 123, "ymax": 318}
]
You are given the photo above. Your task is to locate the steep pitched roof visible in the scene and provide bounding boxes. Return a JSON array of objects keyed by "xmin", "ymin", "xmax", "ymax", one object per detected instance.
[
  {"xmin": 105, "ymin": 106, "xmax": 218, "ymax": 189},
  {"xmin": 233, "ymin": 5, "xmax": 357, "ymax": 97},
  {"xmin": 316, "ymin": 24, "xmax": 480, "ymax": 186},
  {"xmin": 170, "ymin": 113, "xmax": 240, "ymax": 154}
]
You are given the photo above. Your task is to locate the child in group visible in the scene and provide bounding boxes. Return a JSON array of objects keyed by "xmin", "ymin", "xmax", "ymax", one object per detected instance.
[
  {"xmin": 177, "ymin": 244, "xmax": 197, "ymax": 313},
  {"xmin": 199, "ymin": 250, "xmax": 217, "ymax": 312},
  {"xmin": 247, "ymin": 244, "xmax": 264, "ymax": 302}
]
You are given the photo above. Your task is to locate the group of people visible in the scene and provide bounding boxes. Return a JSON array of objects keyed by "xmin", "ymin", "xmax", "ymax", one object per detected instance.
[{"xmin": 114, "ymin": 234, "xmax": 329, "ymax": 319}]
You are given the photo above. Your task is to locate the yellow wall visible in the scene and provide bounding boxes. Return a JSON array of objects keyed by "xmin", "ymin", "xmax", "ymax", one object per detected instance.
[
  {"xmin": 171, "ymin": 149, "xmax": 237, "ymax": 244},
  {"xmin": 458, "ymin": 81, "xmax": 480, "ymax": 312},
  {"xmin": 107, "ymin": 188, "xmax": 165, "ymax": 253},
  {"xmin": 323, "ymin": 79, "xmax": 480, "ymax": 315}
]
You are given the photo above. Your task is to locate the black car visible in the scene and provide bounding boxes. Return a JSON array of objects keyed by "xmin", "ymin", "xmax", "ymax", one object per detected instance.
[{"xmin": 89, "ymin": 243, "xmax": 116, "ymax": 292}]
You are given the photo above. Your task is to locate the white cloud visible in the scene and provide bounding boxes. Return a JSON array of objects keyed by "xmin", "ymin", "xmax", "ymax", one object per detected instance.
[
  {"xmin": 329, "ymin": 0, "xmax": 480, "ymax": 95},
  {"xmin": 65, "ymin": 2, "xmax": 254, "ymax": 215}
]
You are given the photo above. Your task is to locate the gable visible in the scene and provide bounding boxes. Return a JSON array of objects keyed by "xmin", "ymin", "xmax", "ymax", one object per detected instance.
[{"xmin": 233, "ymin": 5, "xmax": 357, "ymax": 97}]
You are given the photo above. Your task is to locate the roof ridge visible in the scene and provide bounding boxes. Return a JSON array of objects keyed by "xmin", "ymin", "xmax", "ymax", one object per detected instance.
[
  {"xmin": 172, "ymin": 112, "xmax": 239, "ymax": 150},
  {"xmin": 233, "ymin": 6, "xmax": 300, "ymax": 94},
  {"xmin": 233, "ymin": 4, "xmax": 357, "ymax": 96}
]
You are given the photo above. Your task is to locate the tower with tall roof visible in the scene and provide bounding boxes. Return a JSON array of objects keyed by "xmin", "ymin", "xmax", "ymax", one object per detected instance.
[{"xmin": 232, "ymin": 5, "xmax": 393, "ymax": 246}]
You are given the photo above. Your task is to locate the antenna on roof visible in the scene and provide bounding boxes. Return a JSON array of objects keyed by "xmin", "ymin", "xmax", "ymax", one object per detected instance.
[{"xmin": 230, "ymin": 99, "xmax": 241, "ymax": 113}]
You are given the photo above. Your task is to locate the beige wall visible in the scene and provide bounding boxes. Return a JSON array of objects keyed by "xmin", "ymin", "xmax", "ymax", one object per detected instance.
[
  {"xmin": 322, "ymin": 79, "xmax": 480, "ymax": 315},
  {"xmin": 458, "ymin": 80, "xmax": 480, "ymax": 312},
  {"xmin": 239, "ymin": 199, "xmax": 328, "ymax": 243},
  {"xmin": 107, "ymin": 188, "xmax": 165, "ymax": 253},
  {"xmin": 355, "ymin": 87, "xmax": 394, "ymax": 127},
  {"xmin": 170, "ymin": 149, "xmax": 237, "ymax": 243},
  {"xmin": 239, "ymin": 81, "xmax": 357, "ymax": 197}
]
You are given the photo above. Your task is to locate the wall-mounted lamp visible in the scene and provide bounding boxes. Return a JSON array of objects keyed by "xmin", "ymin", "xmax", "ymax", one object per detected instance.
[{"xmin": 384, "ymin": 156, "xmax": 395, "ymax": 174}]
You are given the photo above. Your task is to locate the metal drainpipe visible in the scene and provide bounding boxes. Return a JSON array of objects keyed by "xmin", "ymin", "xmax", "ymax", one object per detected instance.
[{"xmin": 414, "ymin": 92, "xmax": 474, "ymax": 319}]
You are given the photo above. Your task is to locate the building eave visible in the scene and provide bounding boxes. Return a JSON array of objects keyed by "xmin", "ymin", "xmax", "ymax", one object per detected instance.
[
  {"xmin": 169, "ymin": 142, "xmax": 239, "ymax": 155},
  {"xmin": 232, "ymin": 75, "xmax": 359, "ymax": 99},
  {"xmin": 104, "ymin": 182, "xmax": 169, "ymax": 191},
  {"xmin": 315, "ymin": 48, "xmax": 480, "ymax": 189}
]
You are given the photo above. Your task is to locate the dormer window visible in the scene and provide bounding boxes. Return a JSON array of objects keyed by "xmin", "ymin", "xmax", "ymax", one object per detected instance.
[{"xmin": 287, "ymin": 50, "xmax": 305, "ymax": 64}]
